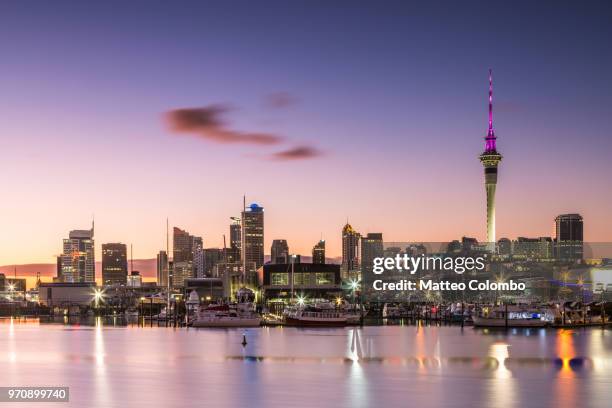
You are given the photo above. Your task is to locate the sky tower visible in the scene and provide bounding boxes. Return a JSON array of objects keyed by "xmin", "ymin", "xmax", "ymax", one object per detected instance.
[{"xmin": 479, "ymin": 69, "xmax": 502, "ymax": 245}]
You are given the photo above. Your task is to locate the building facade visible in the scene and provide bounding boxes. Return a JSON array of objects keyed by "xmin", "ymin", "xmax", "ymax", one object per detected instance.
[
  {"xmin": 270, "ymin": 239, "xmax": 289, "ymax": 264},
  {"xmin": 341, "ymin": 223, "xmax": 360, "ymax": 280},
  {"xmin": 312, "ymin": 240, "xmax": 326, "ymax": 264},
  {"xmin": 361, "ymin": 233, "xmax": 384, "ymax": 277},
  {"xmin": 60, "ymin": 225, "xmax": 95, "ymax": 283},
  {"xmin": 101, "ymin": 243, "xmax": 128, "ymax": 285},
  {"xmin": 554, "ymin": 213, "xmax": 584, "ymax": 261},
  {"xmin": 242, "ymin": 203, "xmax": 264, "ymax": 272},
  {"xmin": 156, "ymin": 250, "xmax": 169, "ymax": 287}
]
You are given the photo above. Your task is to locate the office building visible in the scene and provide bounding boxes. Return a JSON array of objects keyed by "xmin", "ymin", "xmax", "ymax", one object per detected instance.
[
  {"xmin": 156, "ymin": 250, "xmax": 169, "ymax": 287},
  {"xmin": 554, "ymin": 213, "xmax": 584, "ymax": 261},
  {"xmin": 341, "ymin": 223, "xmax": 360, "ymax": 280},
  {"xmin": 101, "ymin": 243, "xmax": 128, "ymax": 285},
  {"xmin": 312, "ymin": 240, "xmax": 326, "ymax": 264},
  {"xmin": 60, "ymin": 223, "xmax": 95, "ymax": 283},
  {"xmin": 271, "ymin": 239, "xmax": 289, "ymax": 264},
  {"xmin": 242, "ymin": 203, "xmax": 264, "ymax": 272},
  {"xmin": 361, "ymin": 233, "xmax": 384, "ymax": 277}
]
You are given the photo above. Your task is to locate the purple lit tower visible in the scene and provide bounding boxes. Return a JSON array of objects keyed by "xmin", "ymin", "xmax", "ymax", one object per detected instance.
[{"xmin": 479, "ymin": 69, "xmax": 503, "ymax": 245}]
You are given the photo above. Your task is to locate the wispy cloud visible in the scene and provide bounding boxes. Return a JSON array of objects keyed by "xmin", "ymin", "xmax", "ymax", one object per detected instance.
[
  {"xmin": 270, "ymin": 146, "xmax": 323, "ymax": 161},
  {"xmin": 165, "ymin": 105, "xmax": 283, "ymax": 145},
  {"xmin": 265, "ymin": 92, "xmax": 298, "ymax": 109}
]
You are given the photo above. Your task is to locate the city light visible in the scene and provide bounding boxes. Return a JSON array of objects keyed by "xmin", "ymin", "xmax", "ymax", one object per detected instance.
[
  {"xmin": 296, "ymin": 295, "xmax": 306, "ymax": 306},
  {"xmin": 93, "ymin": 288, "xmax": 105, "ymax": 308},
  {"xmin": 349, "ymin": 279, "xmax": 359, "ymax": 291}
]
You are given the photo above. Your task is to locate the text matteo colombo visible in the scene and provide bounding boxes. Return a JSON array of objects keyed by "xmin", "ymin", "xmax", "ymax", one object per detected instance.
[{"xmin": 370, "ymin": 255, "xmax": 526, "ymax": 292}]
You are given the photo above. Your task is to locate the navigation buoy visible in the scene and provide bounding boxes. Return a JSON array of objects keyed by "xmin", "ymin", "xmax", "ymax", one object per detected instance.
[{"xmin": 242, "ymin": 333, "xmax": 248, "ymax": 347}]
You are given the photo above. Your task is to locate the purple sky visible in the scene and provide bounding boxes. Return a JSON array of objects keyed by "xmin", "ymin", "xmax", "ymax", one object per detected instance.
[{"xmin": 1, "ymin": 1, "xmax": 611, "ymax": 265}]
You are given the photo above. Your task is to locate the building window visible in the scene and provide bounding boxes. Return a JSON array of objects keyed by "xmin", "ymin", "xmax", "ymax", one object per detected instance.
[
  {"xmin": 316, "ymin": 273, "xmax": 334, "ymax": 285},
  {"xmin": 271, "ymin": 273, "xmax": 288, "ymax": 286}
]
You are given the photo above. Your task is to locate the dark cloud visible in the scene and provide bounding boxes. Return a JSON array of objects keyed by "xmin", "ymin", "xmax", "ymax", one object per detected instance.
[
  {"xmin": 270, "ymin": 146, "xmax": 323, "ymax": 161},
  {"xmin": 165, "ymin": 105, "xmax": 283, "ymax": 145},
  {"xmin": 265, "ymin": 92, "xmax": 298, "ymax": 109}
]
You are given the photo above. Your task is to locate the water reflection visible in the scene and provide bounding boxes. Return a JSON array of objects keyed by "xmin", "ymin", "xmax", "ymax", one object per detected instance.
[{"xmin": 0, "ymin": 319, "xmax": 610, "ymax": 408}]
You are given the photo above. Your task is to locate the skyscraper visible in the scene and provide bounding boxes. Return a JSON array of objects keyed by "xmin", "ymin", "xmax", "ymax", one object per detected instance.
[
  {"xmin": 312, "ymin": 240, "xmax": 326, "ymax": 264},
  {"xmin": 172, "ymin": 227, "xmax": 202, "ymax": 287},
  {"xmin": 270, "ymin": 239, "xmax": 289, "ymax": 264},
  {"xmin": 341, "ymin": 223, "xmax": 360, "ymax": 280},
  {"xmin": 156, "ymin": 250, "xmax": 169, "ymax": 287},
  {"xmin": 554, "ymin": 213, "xmax": 583, "ymax": 261},
  {"xmin": 361, "ymin": 233, "xmax": 384, "ymax": 277},
  {"xmin": 101, "ymin": 243, "xmax": 128, "ymax": 285},
  {"xmin": 479, "ymin": 69, "xmax": 503, "ymax": 245},
  {"xmin": 242, "ymin": 203, "xmax": 264, "ymax": 272},
  {"xmin": 60, "ymin": 223, "xmax": 95, "ymax": 282},
  {"xmin": 230, "ymin": 217, "xmax": 241, "ymax": 251}
]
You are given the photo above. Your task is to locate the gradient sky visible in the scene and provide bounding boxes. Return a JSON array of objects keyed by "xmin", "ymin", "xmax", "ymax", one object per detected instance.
[{"xmin": 1, "ymin": 1, "xmax": 612, "ymax": 266}]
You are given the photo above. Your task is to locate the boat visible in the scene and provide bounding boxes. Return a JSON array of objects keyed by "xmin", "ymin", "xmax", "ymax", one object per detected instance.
[
  {"xmin": 284, "ymin": 304, "xmax": 348, "ymax": 327},
  {"xmin": 473, "ymin": 305, "xmax": 553, "ymax": 328},
  {"xmin": 191, "ymin": 288, "xmax": 261, "ymax": 328}
]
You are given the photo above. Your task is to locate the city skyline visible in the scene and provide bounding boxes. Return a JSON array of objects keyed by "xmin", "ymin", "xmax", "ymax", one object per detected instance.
[{"xmin": 2, "ymin": 2, "xmax": 612, "ymax": 267}]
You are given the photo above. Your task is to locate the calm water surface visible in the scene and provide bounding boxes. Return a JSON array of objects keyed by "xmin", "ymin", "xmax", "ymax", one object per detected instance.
[{"xmin": 1, "ymin": 318, "xmax": 611, "ymax": 408}]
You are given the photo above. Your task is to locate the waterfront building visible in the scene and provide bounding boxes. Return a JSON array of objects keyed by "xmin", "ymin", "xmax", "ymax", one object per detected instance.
[
  {"xmin": 271, "ymin": 239, "xmax": 289, "ymax": 264},
  {"xmin": 38, "ymin": 282, "xmax": 97, "ymax": 307},
  {"xmin": 479, "ymin": 70, "xmax": 503, "ymax": 246},
  {"xmin": 242, "ymin": 203, "xmax": 264, "ymax": 272},
  {"xmin": 554, "ymin": 213, "xmax": 584, "ymax": 261},
  {"xmin": 156, "ymin": 250, "xmax": 169, "ymax": 287},
  {"xmin": 361, "ymin": 233, "xmax": 384, "ymax": 277},
  {"xmin": 101, "ymin": 243, "xmax": 128, "ymax": 285},
  {"xmin": 258, "ymin": 263, "xmax": 342, "ymax": 301},
  {"xmin": 60, "ymin": 223, "xmax": 95, "ymax": 283},
  {"xmin": 312, "ymin": 240, "xmax": 326, "ymax": 264},
  {"xmin": 341, "ymin": 223, "xmax": 360, "ymax": 280}
]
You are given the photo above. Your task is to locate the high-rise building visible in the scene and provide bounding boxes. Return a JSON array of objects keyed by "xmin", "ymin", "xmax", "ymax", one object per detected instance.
[
  {"xmin": 341, "ymin": 223, "xmax": 360, "ymax": 280},
  {"xmin": 554, "ymin": 213, "xmax": 584, "ymax": 261},
  {"xmin": 101, "ymin": 243, "xmax": 128, "ymax": 285},
  {"xmin": 193, "ymin": 237, "xmax": 205, "ymax": 278},
  {"xmin": 172, "ymin": 227, "xmax": 203, "ymax": 287},
  {"xmin": 242, "ymin": 203, "xmax": 264, "ymax": 272},
  {"xmin": 230, "ymin": 217, "xmax": 241, "ymax": 251},
  {"xmin": 270, "ymin": 239, "xmax": 289, "ymax": 264},
  {"xmin": 156, "ymin": 250, "xmax": 169, "ymax": 287},
  {"xmin": 312, "ymin": 240, "xmax": 326, "ymax": 264},
  {"xmin": 60, "ymin": 223, "xmax": 95, "ymax": 283},
  {"xmin": 479, "ymin": 69, "xmax": 502, "ymax": 245},
  {"xmin": 361, "ymin": 233, "xmax": 384, "ymax": 277},
  {"xmin": 204, "ymin": 248, "xmax": 224, "ymax": 277}
]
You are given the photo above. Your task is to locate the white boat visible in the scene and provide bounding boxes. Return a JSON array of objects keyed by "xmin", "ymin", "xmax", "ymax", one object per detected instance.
[
  {"xmin": 191, "ymin": 288, "xmax": 261, "ymax": 328},
  {"xmin": 473, "ymin": 305, "xmax": 553, "ymax": 327},
  {"xmin": 284, "ymin": 304, "xmax": 348, "ymax": 327}
]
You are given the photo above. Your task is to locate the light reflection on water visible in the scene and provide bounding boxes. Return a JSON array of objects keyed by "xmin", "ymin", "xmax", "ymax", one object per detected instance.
[{"xmin": 1, "ymin": 318, "xmax": 611, "ymax": 408}]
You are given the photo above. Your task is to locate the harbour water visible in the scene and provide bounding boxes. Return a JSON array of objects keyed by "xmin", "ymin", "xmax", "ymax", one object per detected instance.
[{"xmin": 1, "ymin": 318, "xmax": 611, "ymax": 408}]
